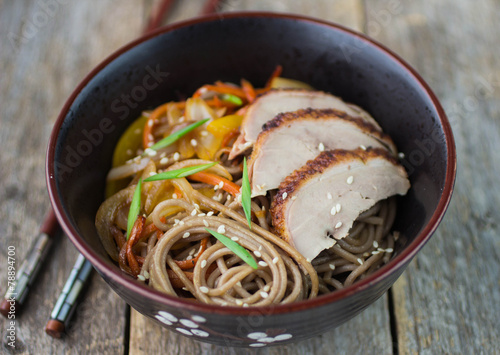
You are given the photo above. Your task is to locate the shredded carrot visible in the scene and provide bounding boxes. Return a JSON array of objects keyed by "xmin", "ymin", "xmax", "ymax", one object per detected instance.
[
  {"xmin": 110, "ymin": 225, "xmax": 127, "ymax": 249},
  {"xmin": 126, "ymin": 216, "xmax": 146, "ymax": 277},
  {"xmin": 264, "ymin": 64, "xmax": 283, "ymax": 90},
  {"xmin": 188, "ymin": 172, "xmax": 241, "ymax": 196},
  {"xmin": 241, "ymin": 79, "xmax": 257, "ymax": 103},
  {"xmin": 174, "ymin": 237, "xmax": 208, "ymax": 270},
  {"xmin": 174, "ymin": 187, "xmax": 183, "ymax": 198},
  {"xmin": 143, "ymin": 103, "xmax": 169, "ymax": 149},
  {"xmin": 167, "ymin": 270, "xmax": 193, "ymax": 288},
  {"xmin": 140, "ymin": 222, "xmax": 160, "ymax": 238},
  {"xmin": 221, "ymin": 129, "xmax": 240, "ymax": 148}
]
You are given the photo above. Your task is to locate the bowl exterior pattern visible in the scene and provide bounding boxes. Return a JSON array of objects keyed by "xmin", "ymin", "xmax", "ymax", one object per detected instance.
[{"xmin": 47, "ymin": 13, "xmax": 455, "ymax": 347}]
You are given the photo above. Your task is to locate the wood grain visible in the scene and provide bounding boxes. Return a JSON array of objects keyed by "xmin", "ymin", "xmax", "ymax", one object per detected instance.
[
  {"xmin": 0, "ymin": 0, "xmax": 145, "ymax": 353},
  {"xmin": 366, "ymin": 0, "xmax": 500, "ymax": 354},
  {"xmin": 1, "ymin": 0, "xmax": 498, "ymax": 354}
]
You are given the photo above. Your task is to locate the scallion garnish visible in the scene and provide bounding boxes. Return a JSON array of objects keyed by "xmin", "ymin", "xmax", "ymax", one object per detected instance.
[
  {"xmin": 143, "ymin": 162, "xmax": 217, "ymax": 182},
  {"xmin": 204, "ymin": 228, "xmax": 258, "ymax": 269},
  {"xmin": 146, "ymin": 118, "xmax": 210, "ymax": 153},
  {"xmin": 127, "ymin": 178, "xmax": 142, "ymax": 239},
  {"xmin": 221, "ymin": 94, "xmax": 243, "ymax": 106},
  {"xmin": 241, "ymin": 157, "xmax": 252, "ymax": 229}
]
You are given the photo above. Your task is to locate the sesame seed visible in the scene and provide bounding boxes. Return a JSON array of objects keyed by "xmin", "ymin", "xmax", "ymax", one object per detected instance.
[
  {"xmin": 272, "ymin": 257, "xmax": 279, "ymax": 264},
  {"xmin": 207, "ymin": 211, "xmax": 214, "ymax": 216},
  {"xmin": 243, "ymin": 303, "xmax": 249, "ymax": 307},
  {"xmin": 218, "ymin": 181, "xmax": 224, "ymax": 189},
  {"xmin": 191, "ymin": 209, "xmax": 197, "ymax": 216},
  {"xmin": 282, "ymin": 192, "xmax": 287, "ymax": 200},
  {"xmin": 363, "ymin": 252, "xmax": 370, "ymax": 257},
  {"xmin": 260, "ymin": 291, "xmax": 269, "ymax": 299},
  {"xmin": 200, "ymin": 130, "xmax": 208, "ymax": 136},
  {"xmin": 217, "ymin": 225, "xmax": 226, "ymax": 234},
  {"xmin": 144, "ymin": 148, "xmax": 157, "ymax": 156},
  {"xmin": 186, "ymin": 255, "xmax": 193, "ymax": 260},
  {"xmin": 336, "ymin": 203, "xmax": 341, "ymax": 213},
  {"xmin": 347, "ymin": 176, "xmax": 354, "ymax": 184},
  {"xmin": 335, "ymin": 221, "xmax": 343, "ymax": 229},
  {"xmin": 183, "ymin": 232, "xmax": 190, "ymax": 239},
  {"xmin": 137, "ymin": 275, "xmax": 146, "ymax": 281},
  {"xmin": 231, "ymin": 236, "xmax": 239, "ymax": 241},
  {"xmin": 173, "ymin": 152, "xmax": 180, "ymax": 161},
  {"xmin": 329, "ymin": 264, "xmax": 336, "ymax": 270},
  {"xmin": 160, "ymin": 152, "xmax": 167, "ymax": 158},
  {"xmin": 147, "ymin": 120, "xmax": 154, "ymax": 127},
  {"xmin": 199, "ymin": 286, "xmax": 209, "ymax": 294},
  {"xmin": 306, "ymin": 258, "xmax": 311, "ymax": 263},
  {"xmin": 291, "ymin": 196, "xmax": 297, "ymax": 200},
  {"xmin": 160, "ymin": 157, "xmax": 169, "ymax": 165},
  {"xmin": 330, "ymin": 206, "xmax": 337, "ymax": 216},
  {"xmin": 263, "ymin": 285, "xmax": 270, "ymax": 292},
  {"xmin": 213, "ymin": 184, "xmax": 219, "ymax": 191},
  {"xmin": 318, "ymin": 142, "xmax": 325, "ymax": 152},
  {"xmin": 254, "ymin": 251, "xmax": 262, "ymax": 257},
  {"xmin": 360, "ymin": 145, "xmax": 367, "ymax": 150},
  {"xmin": 327, "ymin": 192, "xmax": 332, "ymax": 200},
  {"xmin": 258, "ymin": 245, "xmax": 262, "ymax": 251},
  {"xmin": 182, "ymin": 287, "xmax": 188, "ymax": 291},
  {"xmin": 174, "ymin": 219, "xmax": 180, "ymax": 225},
  {"xmin": 149, "ymin": 171, "xmax": 157, "ymax": 176},
  {"xmin": 398, "ymin": 152, "xmax": 405, "ymax": 159},
  {"xmin": 237, "ymin": 281, "xmax": 242, "ymax": 287},
  {"xmin": 143, "ymin": 271, "xmax": 150, "ymax": 279},
  {"xmin": 357, "ymin": 258, "xmax": 364, "ymax": 265},
  {"xmin": 372, "ymin": 250, "xmax": 380, "ymax": 255},
  {"xmin": 203, "ymin": 220, "xmax": 209, "ymax": 227},
  {"xmin": 213, "ymin": 194, "xmax": 221, "ymax": 201},
  {"xmin": 236, "ymin": 300, "xmax": 243, "ymax": 306},
  {"xmin": 373, "ymin": 241, "xmax": 379, "ymax": 248},
  {"xmin": 179, "ymin": 220, "xmax": 185, "ymax": 226},
  {"xmin": 172, "ymin": 193, "xmax": 178, "ymax": 199},
  {"xmin": 385, "ymin": 248, "xmax": 394, "ymax": 253},
  {"xmin": 201, "ymin": 260, "xmax": 207, "ymax": 268},
  {"xmin": 190, "ymin": 139, "xmax": 198, "ymax": 147},
  {"xmin": 258, "ymin": 261, "xmax": 268, "ymax": 267},
  {"xmin": 198, "ymin": 213, "xmax": 206, "ymax": 217}
]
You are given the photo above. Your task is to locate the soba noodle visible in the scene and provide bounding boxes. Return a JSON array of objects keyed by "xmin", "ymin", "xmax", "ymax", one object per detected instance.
[{"xmin": 95, "ymin": 72, "xmax": 399, "ymax": 306}]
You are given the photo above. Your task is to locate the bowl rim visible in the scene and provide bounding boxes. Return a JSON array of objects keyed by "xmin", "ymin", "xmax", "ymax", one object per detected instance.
[{"xmin": 46, "ymin": 11, "xmax": 456, "ymax": 316}]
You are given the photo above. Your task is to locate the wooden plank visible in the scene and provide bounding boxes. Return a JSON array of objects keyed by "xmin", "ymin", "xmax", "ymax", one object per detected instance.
[
  {"xmin": 366, "ymin": 1, "xmax": 500, "ymax": 354},
  {"xmin": 127, "ymin": 1, "xmax": 394, "ymax": 354},
  {"xmin": 0, "ymin": 0, "xmax": 145, "ymax": 353},
  {"xmin": 131, "ymin": 296, "xmax": 392, "ymax": 355}
]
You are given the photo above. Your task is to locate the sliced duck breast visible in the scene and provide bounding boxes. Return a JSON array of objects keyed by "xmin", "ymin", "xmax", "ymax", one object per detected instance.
[
  {"xmin": 271, "ymin": 148, "xmax": 410, "ymax": 261},
  {"xmin": 229, "ymin": 89, "xmax": 381, "ymax": 158},
  {"xmin": 249, "ymin": 108, "xmax": 397, "ymax": 196}
]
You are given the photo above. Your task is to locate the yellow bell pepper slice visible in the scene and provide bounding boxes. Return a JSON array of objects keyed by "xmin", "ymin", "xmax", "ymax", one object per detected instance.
[{"xmin": 206, "ymin": 115, "xmax": 243, "ymax": 137}]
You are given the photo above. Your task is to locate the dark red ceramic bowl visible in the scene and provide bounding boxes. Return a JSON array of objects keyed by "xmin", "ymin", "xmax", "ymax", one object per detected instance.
[{"xmin": 46, "ymin": 12, "xmax": 456, "ymax": 347}]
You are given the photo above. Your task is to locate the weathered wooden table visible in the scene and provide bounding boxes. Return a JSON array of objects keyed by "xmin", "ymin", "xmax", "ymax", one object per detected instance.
[{"xmin": 1, "ymin": 0, "xmax": 498, "ymax": 354}]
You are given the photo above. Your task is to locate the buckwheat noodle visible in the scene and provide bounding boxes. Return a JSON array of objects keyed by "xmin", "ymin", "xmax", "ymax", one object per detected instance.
[{"xmin": 95, "ymin": 74, "xmax": 399, "ymax": 306}]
